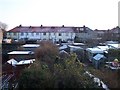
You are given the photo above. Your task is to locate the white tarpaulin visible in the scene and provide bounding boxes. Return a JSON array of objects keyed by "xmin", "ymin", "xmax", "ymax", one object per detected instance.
[
  {"xmin": 8, "ymin": 51, "xmax": 34, "ymax": 54},
  {"xmin": 7, "ymin": 59, "xmax": 35, "ymax": 66},
  {"xmin": 7, "ymin": 58, "xmax": 18, "ymax": 66},
  {"xmin": 17, "ymin": 60, "xmax": 33, "ymax": 65}
]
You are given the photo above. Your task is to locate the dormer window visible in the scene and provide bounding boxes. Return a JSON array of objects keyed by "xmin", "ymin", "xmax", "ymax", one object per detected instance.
[
  {"xmin": 80, "ymin": 28, "xmax": 84, "ymax": 31},
  {"xmin": 76, "ymin": 28, "xmax": 79, "ymax": 30}
]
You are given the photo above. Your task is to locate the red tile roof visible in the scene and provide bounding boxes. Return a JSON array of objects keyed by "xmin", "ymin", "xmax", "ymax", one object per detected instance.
[
  {"xmin": 8, "ymin": 25, "xmax": 94, "ymax": 33},
  {"xmin": 8, "ymin": 26, "xmax": 75, "ymax": 33}
]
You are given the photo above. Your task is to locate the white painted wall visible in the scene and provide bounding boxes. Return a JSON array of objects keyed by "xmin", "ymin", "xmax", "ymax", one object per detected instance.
[{"xmin": 7, "ymin": 32, "xmax": 75, "ymax": 42}]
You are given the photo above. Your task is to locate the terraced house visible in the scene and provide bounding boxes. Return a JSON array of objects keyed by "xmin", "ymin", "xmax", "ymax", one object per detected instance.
[
  {"xmin": 7, "ymin": 25, "xmax": 76, "ymax": 43},
  {"xmin": 6, "ymin": 25, "xmax": 97, "ymax": 43},
  {"xmin": 74, "ymin": 26, "xmax": 97, "ymax": 42}
]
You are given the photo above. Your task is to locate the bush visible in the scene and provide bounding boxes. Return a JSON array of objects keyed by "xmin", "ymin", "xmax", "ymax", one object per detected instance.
[
  {"xmin": 35, "ymin": 41, "xmax": 59, "ymax": 72},
  {"xmin": 19, "ymin": 65, "xmax": 54, "ymax": 89},
  {"xmin": 19, "ymin": 53, "xmax": 97, "ymax": 89},
  {"xmin": 108, "ymin": 49, "xmax": 120, "ymax": 61}
]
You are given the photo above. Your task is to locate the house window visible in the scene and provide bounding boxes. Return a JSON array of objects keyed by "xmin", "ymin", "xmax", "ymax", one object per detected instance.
[
  {"xmin": 34, "ymin": 32, "xmax": 36, "ymax": 36},
  {"xmin": 43, "ymin": 32, "xmax": 46, "ymax": 35},
  {"xmin": 21, "ymin": 32, "xmax": 24, "ymax": 36},
  {"xmin": 66, "ymin": 33, "xmax": 69, "ymax": 36},
  {"xmin": 31, "ymin": 33, "xmax": 34, "ymax": 36},
  {"xmin": 36, "ymin": 33, "xmax": 39, "ymax": 35},
  {"xmin": 59, "ymin": 33, "xmax": 61, "ymax": 36},
  {"xmin": 13, "ymin": 33, "xmax": 16, "ymax": 36},
  {"xmin": 77, "ymin": 28, "xmax": 79, "ymax": 30},
  {"xmin": 80, "ymin": 28, "xmax": 84, "ymax": 31},
  {"xmin": 7, "ymin": 33, "xmax": 10, "ymax": 35},
  {"xmin": 26, "ymin": 33, "xmax": 28, "ymax": 35}
]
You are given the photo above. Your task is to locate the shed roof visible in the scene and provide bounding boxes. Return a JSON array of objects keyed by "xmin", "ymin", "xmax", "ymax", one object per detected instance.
[
  {"xmin": 108, "ymin": 44, "xmax": 120, "ymax": 49},
  {"xmin": 93, "ymin": 54, "xmax": 105, "ymax": 60},
  {"xmin": 68, "ymin": 45, "xmax": 83, "ymax": 49},
  {"xmin": 59, "ymin": 50, "xmax": 68, "ymax": 54},
  {"xmin": 17, "ymin": 60, "xmax": 33, "ymax": 65},
  {"xmin": 86, "ymin": 47, "xmax": 104, "ymax": 53},
  {"xmin": 7, "ymin": 58, "xmax": 18, "ymax": 66},
  {"xmin": 73, "ymin": 43, "xmax": 85, "ymax": 46},
  {"xmin": 8, "ymin": 51, "xmax": 34, "ymax": 54},
  {"xmin": 59, "ymin": 45, "xmax": 68, "ymax": 50},
  {"xmin": 97, "ymin": 46, "xmax": 109, "ymax": 51},
  {"xmin": 22, "ymin": 44, "xmax": 40, "ymax": 48}
]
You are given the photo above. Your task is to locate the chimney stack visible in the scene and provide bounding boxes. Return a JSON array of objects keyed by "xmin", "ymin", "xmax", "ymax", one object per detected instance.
[
  {"xmin": 19, "ymin": 24, "xmax": 22, "ymax": 27},
  {"xmin": 41, "ymin": 25, "xmax": 43, "ymax": 28},
  {"xmin": 62, "ymin": 25, "xmax": 64, "ymax": 27}
]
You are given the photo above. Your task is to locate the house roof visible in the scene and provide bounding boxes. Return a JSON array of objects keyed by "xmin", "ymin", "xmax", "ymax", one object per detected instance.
[
  {"xmin": 8, "ymin": 25, "xmax": 93, "ymax": 33},
  {"xmin": 8, "ymin": 51, "xmax": 34, "ymax": 54},
  {"xmin": 110, "ymin": 26, "xmax": 120, "ymax": 33},
  {"xmin": 8, "ymin": 26, "xmax": 75, "ymax": 33},
  {"xmin": 59, "ymin": 50, "xmax": 68, "ymax": 54},
  {"xmin": 94, "ymin": 30, "xmax": 107, "ymax": 33}
]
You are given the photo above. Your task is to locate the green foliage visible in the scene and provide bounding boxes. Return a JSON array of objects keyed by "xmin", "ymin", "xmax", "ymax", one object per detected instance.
[
  {"xmin": 108, "ymin": 49, "xmax": 120, "ymax": 60},
  {"xmin": 54, "ymin": 53, "xmax": 97, "ymax": 88},
  {"xmin": 19, "ymin": 64, "xmax": 54, "ymax": 89},
  {"xmin": 74, "ymin": 36, "xmax": 81, "ymax": 43},
  {"xmin": 19, "ymin": 42, "xmax": 98, "ymax": 89},
  {"xmin": 73, "ymin": 49, "xmax": 84, "ymax": 62}
]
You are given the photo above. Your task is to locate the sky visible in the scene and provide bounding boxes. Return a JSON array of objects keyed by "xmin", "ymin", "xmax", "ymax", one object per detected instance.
[{"xmin": 0, "ymin": 0, "xmax": 119, "ymax": 30}]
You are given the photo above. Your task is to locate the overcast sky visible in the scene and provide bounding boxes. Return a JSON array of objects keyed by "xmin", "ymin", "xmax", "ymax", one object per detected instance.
[{"xmin": 0, "ymin": 0, "xmax": 119, "ymax": 30}]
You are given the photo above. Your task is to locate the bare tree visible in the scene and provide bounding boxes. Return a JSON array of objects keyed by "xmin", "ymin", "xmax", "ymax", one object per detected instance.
[
  {"xmin": 0, "ymin": 22, "xmax": 8, "ymax": 39},
  {"xmin": 0, "ymin": 21, "xmax": 7, "ymax": 30}
]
